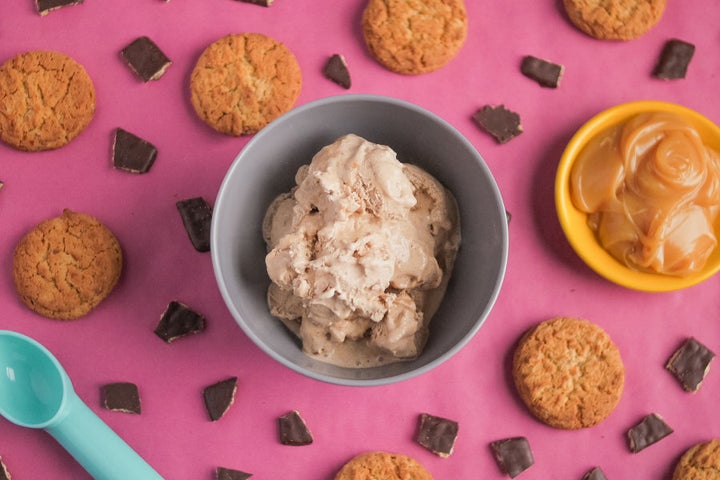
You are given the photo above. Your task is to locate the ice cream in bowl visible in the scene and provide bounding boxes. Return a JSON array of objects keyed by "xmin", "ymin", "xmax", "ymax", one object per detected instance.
[{"xmin": 556, "ymin": 100, "xmax": 720, "ymax": 292}]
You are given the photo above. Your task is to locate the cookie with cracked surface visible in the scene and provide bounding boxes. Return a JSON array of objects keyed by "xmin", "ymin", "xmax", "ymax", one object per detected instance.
[
  {"xmin": 335, "ymin": 452, "xmax": 433, "ymax": 480},
  {"xmin": 512, "ymin": 317, "xmax": 625, "ymax": 429},
  {"xmin": 0, "ymin": 50, "xmax": 95, "ymax": 151},
  {"xmin": 13, "ymin": 209, "xmax": 123, "ymax": 320},
  {"xmin": 562, "ymin": 0, "xmax": 666, "ymax": 40},
  {"xmin": 672, "ymin": 440, "xmax": 720, "ymax": 480},
  {"xmin": 190, "ymin": 33, "xmax": 302, "ymax": 136},
  {"xmin": 362, "ymin": 0, "xmax": 468, "ymax": 75}
]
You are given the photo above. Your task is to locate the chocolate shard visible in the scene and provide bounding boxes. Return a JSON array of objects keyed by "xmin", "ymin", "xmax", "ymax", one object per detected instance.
[
  {"xmin": 121, "ymin": 36, "xmax": 172, "ymax": 82},
  {"xmin": 323, "ymin": 54, "xmax": 352, "ymax": 89},
  {"xmin": 472, "ymin": 105, "xmax": 523, "ymax": 144},
  {"xmin": 416, "ymin": 413, "xmax": 459, "ymax": 458},
  {"xmin": 627, "ymin": 413, "xmax": 673, "ymax": 453},
  {"xmin": 0, "ymin": 456, "xmax": 11, "ymax": 480},
  {"xmin": 490, "ymin": 437, "xmax": 534, "ymax": 478},
  {"xmin": 520, "ymin": 55, "xmax": 563, "ymax": 88},
  {"xmin": 582, "ymin": 467, "xmax": 608, "ymax": 480},
  {"xmin": 653, "ymin": 39, "xmax": 695, "ymax": 80},
  {"xmin": 112, "ymin": 128, "xmax": 158, "ymax": 174},
  {"xmin": 101, "ymin": 382, "xmax": 141, "ymax": 414},
  {"xmin": 154, "ymin": 301, "xmax": 206, "ymax": 343},
  {"xmin": 176, "ymin": 197, "xmax": 213, "ymax": 252},
  {"xmin": 278, "ymin": 410, "xmax": 314, "ymax": 446},
  {"xmin": 666, "ymin": 337, "xmax": 715, "ymax": 392},
  {"xmin": 235, "ymin": 0, "xmax": 273, "ymax": 5},
  {"xmin": 35, "ymin": 0, "xmax": 83, "ymax": 16},
  {"xmin": 216, "ymin": 467, "xmax": 252, "ymax": 480},
  {"xmin": 203, "ymin": 377, "xmax": 238, "ymax": 421}
]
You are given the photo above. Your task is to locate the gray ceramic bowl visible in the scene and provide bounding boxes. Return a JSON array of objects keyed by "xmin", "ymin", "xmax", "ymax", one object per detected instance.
[{"xmin": 211, "ymin": 95, "xmax": 508, "ymax": 386}]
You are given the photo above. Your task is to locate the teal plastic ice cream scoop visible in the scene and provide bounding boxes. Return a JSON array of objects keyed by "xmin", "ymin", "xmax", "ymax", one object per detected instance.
[{"xmin": 0, "ymin": 330, "xmax": 163, "ymax": 480}]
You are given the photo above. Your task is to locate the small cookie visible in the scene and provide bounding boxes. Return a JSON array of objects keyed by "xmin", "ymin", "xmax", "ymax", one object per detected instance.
[
  {"xmin": 335, "ymin": 452, "xmax": 433, "ymax": 480},
  {"xmin": 362, "ymin": 0, "xmax": 468, "ymax": 75},
  {"xmin": 190, "ymin": 33, "xmax": 302, "ymax": 136},
  {"xmin": 512, "ymin": 317, "xmax": 625, "ymax": 429},
  {"xmin": 562, "ymin": 0, "xmax": 666, "ymax": 40},
  {"xmin": 0, "ymin": 50, "xmax": 95, "ymax": 151},
  {"xmin": 13, "ymin": 209, "xmax": 123, "ymax": 320},
  {"xmin": 672, "ymin": 439, "xmax": 720, "ymax": 480}
]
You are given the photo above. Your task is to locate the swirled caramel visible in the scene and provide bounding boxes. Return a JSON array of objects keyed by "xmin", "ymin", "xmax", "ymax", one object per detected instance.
[{"xmin": 570, "ymin": 112, "xmax": 720, "ymax": 276}]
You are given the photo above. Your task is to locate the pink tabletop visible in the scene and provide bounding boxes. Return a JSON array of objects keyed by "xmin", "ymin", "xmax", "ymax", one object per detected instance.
[{"xmin": 2, "ymin": 1, "xmax": 720, "ymax": 479}]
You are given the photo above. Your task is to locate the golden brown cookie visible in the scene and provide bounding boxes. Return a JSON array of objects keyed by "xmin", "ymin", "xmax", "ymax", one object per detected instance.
[
  {"xmin": 562, "ymin": 0, "xmax": 666, "ymax": 40},
  {"xmin": 512, "ymin": 317, "xmax": 625, "ymax": 429},
  {"xmin": 0, "ymin": 50, "xmax": 96, "ymax": 151},
  {"xmin": 335, "ymin": 452, "xmax": 433, "ymax": 480},
  {"xmin": 362, "ymin": 0, "xmax": 468, "ymax": 75},
  {"xmin": 190, "ymin": 33, "xmax": 302, "ymax": 136},
  {"xmin": 672, "ymin": 440, "xmax": 720, "ymax": 480},
  {"xmin": 13, "ymin": 209, "xmax": 123, "ymax": 320}
]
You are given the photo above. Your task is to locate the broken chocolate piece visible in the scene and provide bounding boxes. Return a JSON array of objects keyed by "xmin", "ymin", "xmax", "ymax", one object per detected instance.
[
  {"xmin": 36, "ymin": 0, "xmax": 83, "ymax": 16},
  {"xmin": 582, "ymin": 467, "xmax": 607, "ymax": 480},
  {"xmin": 203, "ymin": 377, "xmax": 238, "ymax": 421},
  {"xmin": 323, "ymin": 54, "xmax": 352, "ymax": 89},
  {"xmin": 0, "ymin": 456, "xmax": 11, "ymax": 480},
  {"xmin": 653, "ymin": 39, "xmax": 695, "ymax": 80},
  {"xmin": 472, "ymin": 105, "xmax": 523, "ymax": 144},
  {"xmin": 121, "ymin": 36, "xmax": 172, "ymax": 82},
  {"xmin": 176, "ymin": 197, "xmax": 213, "ymax": 252},
  {"xmin": 416, "ymin": 413, "xmax": 459, "ymax": 458},
  {"xmin": 278, "ymin": 410, "xmax": 313, "ymax": 446},
  {"xmin": 520, "ymin": 55, "xmax": 563, "ymax": 88},
  {"xmin": 112, "ymin": 128, "xmax": 158, "ymax": 174},
  {"xmin": 154, "ymin": 301, "xmax": 206, "ymax": 343},
  {"xmin": 666, "ymin": 337, "xmax": 715, "ymax": 392},
  {"xmin": 236, "ymin": 0, "xmax": 273, "ymax": 5},
  {"xmin": 490, "ymin": 437, "xmax": 534, "ymax": 478},
  {"xmin": 216, "ymin": 467, "xmax": 252, "ymax": 480},
  {"xmin": 101, "ymin": 382, "xmax": 141, "ymax": 414},
  {"xmin": 627, "ymin": 413, "xmax": 673, "ymax": 453}
]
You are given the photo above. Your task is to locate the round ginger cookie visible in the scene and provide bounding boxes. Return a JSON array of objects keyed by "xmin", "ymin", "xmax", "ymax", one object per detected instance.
[
  {"xmin": 673, "ymin": 440, "xmax": 720, "ymax": 480},
  {"xmin": 190, "ymin": 33, "xmax": 302, "ymax": 136},
  {"xmin": 13, "ymin": 209, "xmax": 123, "ymax": 320},
  {"xmin": 562, "ymin": 0, "xmax": 666, "ymax": 40},
  {"xmin": 512, "ymin": 317, "xmax": 625, "ymax": 430},
  {"xmin": 362, "ymin": 0, "xmax": 468, "ymax": 75},
  {"xmin": 0, "ymin": 50, "xmax": 96, "ymax": 151},
  {"xmin": 335, "ymin": 452, "xmax": 433, "ymax": 480}
]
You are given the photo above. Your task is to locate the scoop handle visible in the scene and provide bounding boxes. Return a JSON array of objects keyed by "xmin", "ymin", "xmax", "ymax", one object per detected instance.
[{"xmin": 45, "ymin": 391, "xmax": 163, "ymax": 480}]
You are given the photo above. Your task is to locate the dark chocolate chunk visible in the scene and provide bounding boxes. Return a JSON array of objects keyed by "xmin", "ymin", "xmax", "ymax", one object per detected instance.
[
  {"xmin": 278, "ymin": 410, "xmax": 314, "ymax": 446},
  {"xmin": 627, "ymin": 413, "xmax": 673, "ymax": 453},
  {"xmin": 0, "ymin": 456, "xmax": 11, "ymax": 480},
  {"xmin": 520, "ymin": 55, "xmax": 563, "ymax": 88},
  {"xmin": 582, "ymin": 467, "xmax": 607, "ymax": 480},
  {"xmin": 176, "ymin": 197, "xmax": 213, "ymax": 252},
  {"xmin": 653, "ymin": 39, "xmax": 695, "ymax": 80},
  {"xmin": 235, "ymin": 0, "xmax": 273, "ymax": 5},
  {"xmin": 101, "ymin": 382, "xmax": 141, "ymax": 414},
  {"xmin": 472, "ymin": 105, "xmax": 523, "ymax": 144},
  {"xmin": 490, "ymin": 437, "xmax": 534, "ymax": 478},
  {"xmin": 323, "ymin": 54, "xmax": 352, "ymax": 89},
  {"xmin": 416, "ymin": 413, "xmax": 459, "ymax": 458},
  {"xmin": 121, "ymin": 36, "xmax": 172, "ymax": 82},
  {"xmin": 112, "ymin": 128, "xmax": 158, "ymax": 174},
  {"xmin": 666, "ymin": 337, "xmax": 715, "ymax": 392},
  {"xmin": 36, "ymin": 0, "xmax": 83, "ymax": 16},
  {"xmin": 154, "ymin": 301, "xmax": 206, "ymax": 343},
  {"xmin": 203, "ymin": 377, "xmax": 238, "ymax": 421},
  {"xmin": 217, "ymin": 467, "xmax": 252, "ymax": 480}
]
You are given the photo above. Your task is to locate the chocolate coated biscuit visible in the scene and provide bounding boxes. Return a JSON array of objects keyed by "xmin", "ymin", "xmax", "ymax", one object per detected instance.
[
  {"xmin": 562, "ymin": 0, "xmax": 666, "ymax": 40},
  {"xmin": 335, "ymin": 452, "xmax": 433, "ymax": 480}
]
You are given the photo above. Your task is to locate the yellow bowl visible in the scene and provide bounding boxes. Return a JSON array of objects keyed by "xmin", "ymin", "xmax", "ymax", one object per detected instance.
[{"xmin": 555, "ymin": 100, "xmax": 720, "ymax": 292}]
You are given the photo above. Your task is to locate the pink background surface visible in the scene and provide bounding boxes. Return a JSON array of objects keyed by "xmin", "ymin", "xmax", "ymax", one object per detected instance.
[{"xmin": 2, "ymin": 1, "xmax": 720, "ymax": 478}]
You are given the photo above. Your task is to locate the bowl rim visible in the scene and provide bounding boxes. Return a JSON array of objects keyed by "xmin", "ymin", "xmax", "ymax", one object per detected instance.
[{"xmin": 555, "ymin": 99, "xmax": 720, "ymax": 292}]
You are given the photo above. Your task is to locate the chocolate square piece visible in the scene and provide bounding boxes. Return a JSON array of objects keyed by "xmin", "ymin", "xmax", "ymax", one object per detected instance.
[
  {"xmin": 324, "ymin": 54, "xmax": 352, "ymax": 89},
  {"xmin": 121, "ymin": 36, "xmax": 172, "ymax": 82},
  {"xmin": 653, "ymin": 39, "xmax": 695, "ymax": 80},
  {"xmin": 154, "ymin": 301, "xmax": 206, "ymax": 343},
  {"xmin": 101, "ymin": 382, "xmax": 141, "ymax": 414},
  {"xmin": 278, "ymin": 410, "xmax": 314, "ymax": 446},
  {"xmin": 176, "ymin": 197, "xmax": 213, "ymax": 252},
  {"xmin": 416, "ymin": 413, "xmax": 459, "ymax": 458},
  {"xmin": 217, "ymin": 467, "xmax": 252, "ymax": 480},
  {"xmin": 0, "ymin": 456, "xmax": 11, "ymax": 480},
  {"xmin": 627, "ymin": 413, "xmax": 673, "ymax": 453},
  {"xmin": 582, "ymin": 467, "xmax": 607, "ymax": 480},
  {"xmin": 666, "ymin": 337, "xmax": 715, "ymax": 392},
  {"xmin": 236, "ymin": 0, "xmax": 273, "ymax": 5},
  {"xmin": 203, "ymin": 377, "xmax": 238, "ymax": 421},
  {"xmin": 472, "ymin": 105, "xmax": 523, "ymax": 144},
  {"xmin": 490, "ymin": 437, "xmax": 534, "ymax": 478},
  {"xmin": 36, "ymin": 0, "xmax": 83, "ymax": 16},
  {"xmin": 520, "ymin": 55, "xmax": 563, "ymax": 88},
  {"xmin": 112, "ymin": 128, "xmax": 158, "ymax": 174}
]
